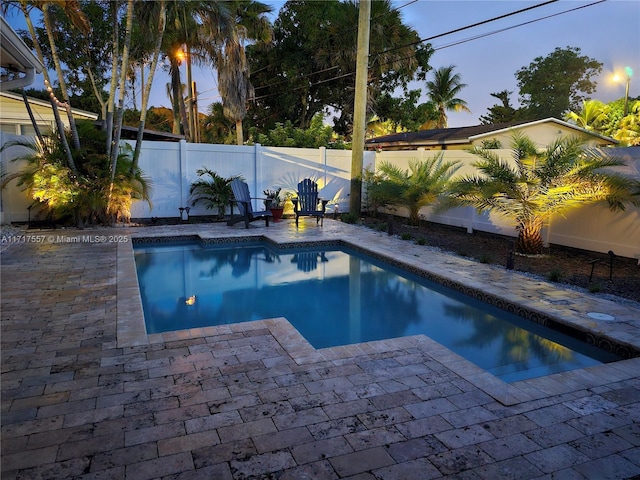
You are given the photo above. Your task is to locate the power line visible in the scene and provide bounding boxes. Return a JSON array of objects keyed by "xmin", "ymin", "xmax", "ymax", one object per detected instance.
[
  {"xmin": 251, "ymin": 0, "xmax": 605, "ymax": 103},
  {"xmin": 433, "ymin": 0, "xmax": 606, "ymax": 52},
  {"xmin": 252, "ymin": 1, "xmax": 554, "ymax": 101}
]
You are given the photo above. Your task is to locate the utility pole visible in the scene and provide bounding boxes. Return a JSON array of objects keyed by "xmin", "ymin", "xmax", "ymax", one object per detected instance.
[{"xmin": 349, "ymin": 0, "xmax": 371, "ymax": 216}]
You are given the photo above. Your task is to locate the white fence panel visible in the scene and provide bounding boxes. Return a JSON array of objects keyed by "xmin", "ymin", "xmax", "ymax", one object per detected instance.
[
  {"xmin": 130, "ymin": 140, "xmax": 182, "ymax": 219},
  {"xmin": 1, "ymin": 135, "xmax": 638, "ymax": 258}
]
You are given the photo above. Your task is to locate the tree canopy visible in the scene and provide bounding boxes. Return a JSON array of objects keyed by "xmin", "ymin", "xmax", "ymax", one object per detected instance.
[
  {"xmin": 245, "ymin": 0, "xmax": 433, "ymax": 138},
  {"xmin": 515, "ymin": 46, "xmax": 602, "ymax": 119}
]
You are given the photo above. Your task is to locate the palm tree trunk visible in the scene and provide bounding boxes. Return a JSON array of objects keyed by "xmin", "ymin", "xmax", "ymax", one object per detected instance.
[
  {"xmin": 108, "ymin": 0, "xmax": 135, "ymax": 223},
  {"xmin": 170, "ymin": 64, "xmax": 185, "ymax": 136},
  {"xmin": 516, "ymin": 219, "xmax": 544, "ymax": 254},
  {"xmin": 132, "ymin": 0, "xmax": 166, "ymax": 172},
  {"xmin": 106, "ymin": 1, "xmax": 119, "ymax": 158},
  {"xmin": 21, "ymin": 4, "xmax": 78, "ymax": 175},
  {"xmin": 42, "ymin": 4, "xmax": 80, "ymax": 151}
]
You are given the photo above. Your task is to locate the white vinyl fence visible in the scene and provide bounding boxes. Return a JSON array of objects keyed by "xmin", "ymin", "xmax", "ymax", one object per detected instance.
[{"xmin": 1, "ymin": 133, "xmax": 639, "ymax": 259}]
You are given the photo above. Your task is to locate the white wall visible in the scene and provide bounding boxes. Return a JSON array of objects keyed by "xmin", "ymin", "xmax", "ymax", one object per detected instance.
[
  {"xmin": 2, "ymin": 136, "xmax": 638, "ymax": 259},
  {"xmin": 0, "ymin": 132, "xmax": 35, "ymax": 224}
]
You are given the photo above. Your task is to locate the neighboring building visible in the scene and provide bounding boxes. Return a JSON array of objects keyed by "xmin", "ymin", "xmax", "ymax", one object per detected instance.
[
  {"xmin": 0, "ymin": 91, "xmax": 98, "ymax": 136},
  {"xmin": 0, "ymin": 15, "xmax": 42, "ymax": 91},
  {"xmin": 365, "ymin": 118, "xmax": 618, "ymax": 151},
  {"xmin": 2, "ymin": 17, "xmax": 99, "ymax": 135}
]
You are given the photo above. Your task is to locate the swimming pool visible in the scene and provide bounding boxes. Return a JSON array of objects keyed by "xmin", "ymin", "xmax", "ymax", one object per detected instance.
[{"xmin": 133, "ymin": 239, "xmax": 620, "ymax": 383}]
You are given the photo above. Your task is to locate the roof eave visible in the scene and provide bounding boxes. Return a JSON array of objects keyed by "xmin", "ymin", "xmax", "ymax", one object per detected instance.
[
  {"xmin": 0, "ymin": 16, "xmax": 44, "ymax": 91},
  {"xmin": 468, "ymin": 117, "xmax": 618, "ymax": 144}
]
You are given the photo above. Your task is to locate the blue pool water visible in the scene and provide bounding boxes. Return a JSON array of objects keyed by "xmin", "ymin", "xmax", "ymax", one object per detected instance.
[{"xmin": 134, "ymin": 241, "xmax": 619, "ymax": 383}]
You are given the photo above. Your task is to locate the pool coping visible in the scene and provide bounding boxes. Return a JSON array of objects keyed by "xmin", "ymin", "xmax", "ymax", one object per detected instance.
[{"xmin": 117, "ymin": 228, "xmax": 640, "ymax": 406}]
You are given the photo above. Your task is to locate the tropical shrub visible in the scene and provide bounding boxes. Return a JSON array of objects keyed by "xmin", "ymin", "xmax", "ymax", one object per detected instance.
[
  {"xmin": 365, "ymin": 153, "xmax": 461, "ymax": 225},
  {"xmin": 188, "ymin": 168, "xmax": 239, "ymax": 220},
  {"xmin": 1, "ymin": 120, "xmax": 151, "ymax": 226},
  {"xmin": 445, "ymin": 133, "xmax": 640, "ymax": 254}
]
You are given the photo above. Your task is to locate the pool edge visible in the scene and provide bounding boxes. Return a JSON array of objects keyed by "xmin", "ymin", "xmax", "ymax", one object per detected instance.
[{"xmin": 119, "ymin": 232, "xmax": 640, "ymax": 406}]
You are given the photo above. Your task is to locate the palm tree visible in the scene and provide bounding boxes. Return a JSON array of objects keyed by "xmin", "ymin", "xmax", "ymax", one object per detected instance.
[
  {"xmin": 189, "ymin": 168, "xmax": 239, "ymax": 220},
  {"xmin": 366, "ymin": 154, "xmax": 461, "ymax": 225},
  {"xmin": 157, "ymin": 2, "xmax": 236, "ymax": 141},
  {"xmin": 613, "ymin": 100, "xmax": 640, "ymax": 146},
  {"xmin": 445, "ymin": 134, "xmax": 640, "ymax": 254},
  {"xmin": 1, "ymin": 120, "xmax": 151, "ymax": 226},
  {"xmin": 217, "ymin": 32, "xmax": 254, "ymax": 146},
  {"xmin": 216, "ymin": 1, "xmax": 272, "ymax": 145},
  {"xmin": 129, "ymin": 0, "xmax": 167, "ymax": 171},
  {"xmin": 424, "ymin": 65, "xmax": 470, "ymax": 129},
  {"xmin": 564, "ymin": 99, "xmax": 608, "ymax": 132},
  {"xmin": 6, "ymin": 0, "xmax": 88, "ymax": 173}
]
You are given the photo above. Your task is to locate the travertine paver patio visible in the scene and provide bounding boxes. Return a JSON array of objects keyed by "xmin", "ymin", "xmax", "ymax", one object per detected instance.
[{"xmin": 2, "ymin": 219, "xmax": 639, "ymax": 479}]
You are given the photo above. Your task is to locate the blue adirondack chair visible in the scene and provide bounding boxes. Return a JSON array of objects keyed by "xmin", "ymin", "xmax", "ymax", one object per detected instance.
[
  {"xmin": 227, "ymin": 179, "xmax": 273, "ymax": 228},
  {"xmin": 292, "ymin": 179, "xmax": 328, "ymax": 226}
]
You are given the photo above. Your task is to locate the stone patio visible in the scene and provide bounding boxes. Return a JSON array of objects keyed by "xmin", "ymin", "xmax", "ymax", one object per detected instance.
[{"xmin": 2, "ymin": 219, "xmax": 639, "ymax": 479}]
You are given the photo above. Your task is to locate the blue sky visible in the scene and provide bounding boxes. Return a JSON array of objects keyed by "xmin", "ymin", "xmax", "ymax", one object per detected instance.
[
  {"xmin": 4, "ymin": 0, "xmax": 639, "ymax": 128},
  {"xmin": 392, "ymin": 0, "xmax": 640, "ymax": 126}
]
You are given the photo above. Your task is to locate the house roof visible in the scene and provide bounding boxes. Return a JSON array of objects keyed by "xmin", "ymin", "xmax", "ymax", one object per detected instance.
[
  {"xmin": 0, "ymin": 16, "xmax": 43, "ymax": 91},
  {"xmin": 365, "ymin": 118, "xmax": 618, "ymax": 150},
  {"xmin": 1, "ymin": 90, "xmax": 99, "ymax": 120},
  {"xmin": 115, "ymin": 123, "xmax": 185, "ymax": 142}
]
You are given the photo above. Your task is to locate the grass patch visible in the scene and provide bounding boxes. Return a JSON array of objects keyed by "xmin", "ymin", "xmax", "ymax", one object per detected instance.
[
  {"xmin": 548, "ymin": 269, "xmax": 563, "ymax": 282},
  {"xmin": 400, "ymin": 232, "xmax": 412, "ymax": 241},
  {"xmin": 479, "ymin": 253, "xmax": 492, "ymax": 264},
  {"xmin": 588, "ymin": 282, "xmax": 602, "ymax": 293}
]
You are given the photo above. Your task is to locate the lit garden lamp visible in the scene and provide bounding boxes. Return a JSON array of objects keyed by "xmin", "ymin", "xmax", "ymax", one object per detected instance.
[{"xmin": 613, "ymin": 66, "xmax": 633, "ymax": 116}]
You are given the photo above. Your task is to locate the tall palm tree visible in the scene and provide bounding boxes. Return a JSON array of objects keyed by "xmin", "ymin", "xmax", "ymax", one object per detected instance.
[
  {"xmin": 424, "ymin": 65, "xmax": 470, "ymax": 129},
  {"xmin": 129, "ymin": 0, "xmax": 167, "ymax": 170},
  {"xmin": 366, "ymin": 154, "xmax": 461, "ymax": 225},
  {"xmin": 564, "ymin": 99, "xmax": 608, "ymax": 132},
  {"xmin": 6, "ymin": 0, "xmax": 89, "ymax": 173},
  {"xmin": 158, "ymin": 2, "xmax": 236, "ymax": 141},
  {"xmin": 216, "ymin": 1, "xmax": 272, "ymax": 145},
  {"xmin": 445, "ymin": 134, "xmax": 640, "ymax": 254},
  {"xmin": 217, "ymin": 34, "xmax": 253, "ymax": 146}
]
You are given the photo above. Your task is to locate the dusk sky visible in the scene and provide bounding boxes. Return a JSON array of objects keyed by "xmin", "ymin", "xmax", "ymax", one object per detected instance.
[{"xmin": 5, "ymin": 0, "xmax": 639, "ymax": 129}]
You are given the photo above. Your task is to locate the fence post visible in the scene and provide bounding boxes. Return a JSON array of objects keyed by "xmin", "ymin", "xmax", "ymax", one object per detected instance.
[
  {"xmin": 319, "ymin": 146, "xmax": 327, "ymax": 187},
  {"xmin": 179, "ymin": 140, "xmax": 188, "ymax": 213},
  {"xmin": 254, "ymin": 143, "xmax": 261, "ymax": 210}
]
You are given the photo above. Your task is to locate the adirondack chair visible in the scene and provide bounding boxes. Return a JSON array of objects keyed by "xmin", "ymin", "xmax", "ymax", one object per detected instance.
[
  {"xmin": 292, "ymin": 179, "xmax": 328, "ymax": 226},
  {"xmin": 227, "ymin": 179, "xmax": 273, "ymax": 228},
  {"xmin": 291, "ymin": 251, "xmax": 329, "ymax": 272}
]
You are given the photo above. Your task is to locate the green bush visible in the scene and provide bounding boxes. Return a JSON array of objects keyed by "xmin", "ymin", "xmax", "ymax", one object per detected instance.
[
  {"xmin": 548, "ymin": 269, "xmax": 563, "ymax": 282},
  {"xmin": 2, "ymin": 121, "xmax": 151, "ymax": 226}
]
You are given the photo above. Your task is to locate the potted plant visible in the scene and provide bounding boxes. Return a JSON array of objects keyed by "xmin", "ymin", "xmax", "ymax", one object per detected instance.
[
  {"xmin": 189, "ymin": 168, "xmax": 238, "ymax": 221},
  {"xmin": 263, "ymin": 187, "xmax": 284, "ymax": 222}
]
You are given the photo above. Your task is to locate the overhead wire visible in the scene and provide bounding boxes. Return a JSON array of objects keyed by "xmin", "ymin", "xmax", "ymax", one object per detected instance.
[{"xmin": 251, "ymin": 0, "xmax": 606, "ymax": 102}]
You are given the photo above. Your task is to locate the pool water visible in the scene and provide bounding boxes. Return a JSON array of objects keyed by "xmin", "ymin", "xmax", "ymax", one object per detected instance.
[{"xmin": 134, "ymin": 241, "xmax": 620, "ymax": 383}]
